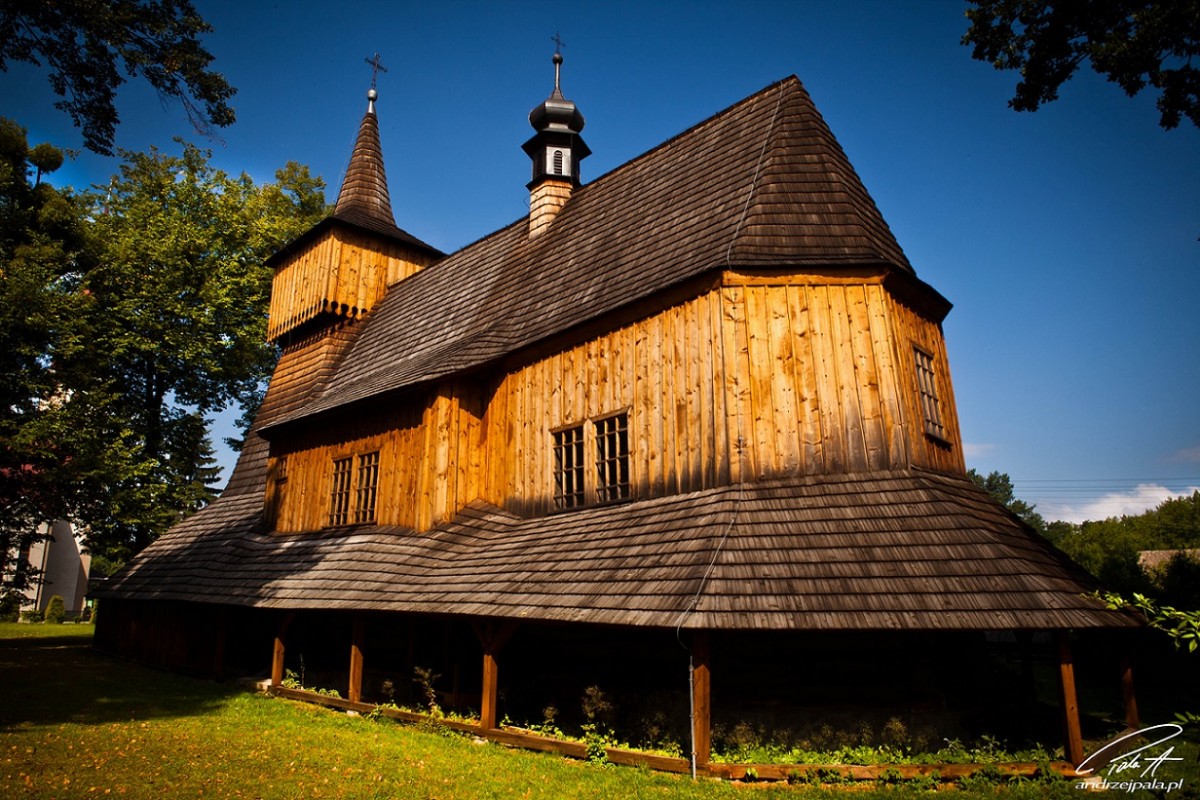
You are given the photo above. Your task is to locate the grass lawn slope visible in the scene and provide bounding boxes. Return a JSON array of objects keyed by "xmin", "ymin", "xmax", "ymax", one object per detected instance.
[{"xmin": 0, "ymin": 623, "xmax": 1186, "ymax": 799}]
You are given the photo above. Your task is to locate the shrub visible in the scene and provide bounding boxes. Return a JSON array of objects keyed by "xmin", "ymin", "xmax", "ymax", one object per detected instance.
[
  {"xmin": 21, "ymin": 607, "xmax": 44, "ymax": 623},
  {"xmin": 0, "ymin": 591, "xmax": 22, "ymax": 622},
  {"xmin": 45, "ymin": 595, "xmax": 66, "ymax": 624}
]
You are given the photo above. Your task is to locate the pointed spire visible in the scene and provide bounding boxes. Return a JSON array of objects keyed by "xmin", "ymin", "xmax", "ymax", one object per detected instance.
[{"xmin": 333, "ymin": 87, "xmax": 395, "ymax": 226}]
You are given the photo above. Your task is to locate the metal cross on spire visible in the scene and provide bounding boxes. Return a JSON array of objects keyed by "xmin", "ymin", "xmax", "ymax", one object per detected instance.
[
  {"xmin": 551, "ymin": 32, "xmax": 565, "ymax": 55},
  {"xmin": 365, "ymin": 53, "xmax": 388, "ymax": 89}
]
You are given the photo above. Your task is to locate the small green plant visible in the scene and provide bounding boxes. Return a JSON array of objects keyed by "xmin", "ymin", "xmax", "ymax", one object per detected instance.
[
  {"xmin": 906, "ymin": 770, "xmax": 942, "ymax": 791},
  {"xmin": 527, "ymin": 704, "xmax": 565, "ymax": 738},
  {"xmin": 412, "ymin": 666, "xmax": 442, "ymax": 717},
  {"xmin": 44, "ymin": 595, "xmax": 66, "ymax": 624},
  {"xmin": 814, "ymin": 766, "xmax": 851, "ymax": 785},
  {"xmin": 581, "ymin": 685, "xmax": 615, "ymax": 765},
  {"xmin": 280, "ymin": 669, "xmax": 302, "ymax": 689},
  {"xmin": 20, "ymin": 608, "xmax": 43, "ymax": 623},
  {"xmin": 956, "ymin": 764, "xmax": 1006, "ymax": 791},
  {"xmin": 875, "ymin": 767, "xmax": 904, "ymax": 787},
  {"xmin": 742, "ymin": 766, "xmax": 759, "ymax": 782}
]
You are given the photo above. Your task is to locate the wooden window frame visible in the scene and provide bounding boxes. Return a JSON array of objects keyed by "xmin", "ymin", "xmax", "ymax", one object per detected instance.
[
  {"xmin": 267, "ymin": 455, "xmax": 289, "ymax": 527},
  {"xmin": 552, "ymin": 410, "xmax": 632, "ymax": 511},
  {"xmin": 912, "ymin": 345, "xmax": 949, "ymax": 445},
  {"xmin": 552, "ymin": 424, "xmax": 586, "ymax": 510},
  {"xmin": 328, "ymin": 456, "xmax": 354, "ymax": 526},
  {"xmin": 354, "ymin": 451, "xmax": 380, "ymax": 524},
  {"xmin": 327, "ymin": 451, "xmax": 380, "ymax": 527},
  {"xmin": 594, "ymin": 412, "xmax": 631, "ymax": 504}
]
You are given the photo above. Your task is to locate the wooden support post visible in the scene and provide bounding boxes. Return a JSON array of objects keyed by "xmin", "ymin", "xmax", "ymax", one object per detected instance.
[
  {"xmin": 348, "ymin": 615, "xmax": 366, "ymax": 703},
  {"xmin": 1119, "ymin": 654, "xmax": 1140, "ymax": 730},
  {"xmin": 1056, "ymin": 632, "xmax": 1085, "ymax": 765},
  {"xmin": 692, "ymin": 631, "xmax": 712, "ymax": 770},
  {"xmin": 481, "ymin": 649, "xmax": 500, "ymax": 730},
  {"xmin": 473, "ymin": 620, "xmax": 518, "ymax": 731},
  {"xmin": 271, "ymin": 612, "xmax": 294, "ymax": 688}
]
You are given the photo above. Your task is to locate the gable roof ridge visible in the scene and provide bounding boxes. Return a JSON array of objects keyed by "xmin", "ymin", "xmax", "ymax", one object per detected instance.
[
  {"xmin": 726, "ymin": 78, "xmax": 913, "ymax": 271},
  {"xmin": 573, "ymin": 76, "xmax": 802, "ymax": 195}
]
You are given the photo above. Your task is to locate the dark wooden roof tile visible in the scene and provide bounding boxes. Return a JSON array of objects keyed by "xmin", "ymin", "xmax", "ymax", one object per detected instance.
[
  {"xmin": 264, "ymin": 77, "xmax": 914, "ymax": 431},
  {"xmin": 101, "ymin": 468, "xmax": 1137, "ymax": 632}
]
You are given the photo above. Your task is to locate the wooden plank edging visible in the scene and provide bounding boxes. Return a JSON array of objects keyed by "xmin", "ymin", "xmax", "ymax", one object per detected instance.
[{"xmin": 267, "ymin": 687, "xmax": 1078, "ymax": 782}]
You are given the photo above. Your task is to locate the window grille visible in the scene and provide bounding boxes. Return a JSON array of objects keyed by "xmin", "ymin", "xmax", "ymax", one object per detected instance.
[
  {"xmin": 329, "ymin": 457, "xmax": 353, "ymax": 526},
  {"xmin": 355, "ymin": 451, "xmax": 380, "ymax": 524},
  {"xmin": 553, "ymin": 149, "xmax": 564, "ymax": 175},
  {"xmin": 914, "ymin": 347, "xmax": 946, "ymax": 440},
  {"xmin": 553, "ymin": 426, "xmax": 585, "ymax": 509},
  {"xmin": 595, "ymin": 414, "xmax": 631, "ymax": 503}
]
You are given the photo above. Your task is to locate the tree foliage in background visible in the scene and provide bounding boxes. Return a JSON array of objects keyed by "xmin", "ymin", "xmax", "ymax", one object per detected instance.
[
  {"xmin": 963, "ymin": 0, "xmax": 1200, "ymax": 130},
  {"xmin": 1045, "ymin": 492, "xmax": 1200, "ymax": 607},
  {"xmin": 967, "ymin": 468, "xmax": 1046, "ymax": 534},
  {"xmin": 1, "ymin": 121, "xmax": 326, "ymax": 583},
  {"xmin": 0, "ymin": 118, "xmax": 99, "ymax": 598},
  {"xmin": 969, "ymin": 468, "xmax": 1200, "ymax": 607},
  {"xmin": 0, "ymin": 0, "xmax": 236, "ymax": 154},
  {"xmin": 70, "ymin": 143, "xmax": 326, "ymax": 561}
]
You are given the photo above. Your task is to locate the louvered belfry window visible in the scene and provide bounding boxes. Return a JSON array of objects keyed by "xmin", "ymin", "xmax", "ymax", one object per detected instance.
[
  {"xmin": 355, "ymin": 451, "xmax": 380, "ymax": 523},
  {"xmin": 329, "ymin": 457, "xmax": 353, "ymax": 526},
  {"xmin": 914, "ymin": 346, "xmax": 946, "ymax": 440},
  {"xmin": 595, "ymin": 414, "xmax": 630, "ymax": 503},
  {"xmin": 553, "ymin": 425, "xmax": 585, "ymax": 509}
]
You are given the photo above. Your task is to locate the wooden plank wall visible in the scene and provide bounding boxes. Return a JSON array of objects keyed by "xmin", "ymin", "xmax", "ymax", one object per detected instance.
[
  {"xmin": 267, "ymin": 270, "xmax": 962, "ymax": 531},
  {"xmin": 886, "ymin": 293, "xmax": 964, "ymax": 474},
  {"xmin": 481, "ymin": 271, "xmax": 963, "ymax": 518},
  {"xmin": 266, "ymin": 228, "xmax": 435, "ymax": 342},
  {"xmin": 269, "ymin": 380, "xmax": 485, "ymax": 532}
]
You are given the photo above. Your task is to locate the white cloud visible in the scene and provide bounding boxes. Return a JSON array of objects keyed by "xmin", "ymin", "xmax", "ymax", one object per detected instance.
[
  {"xmin": 1041, "ymin": 484, "xmax": 1200, "ymax": 524},
  {"xmin": 962, "ymin": 442, "xmax": 996, "ymax": 460}
]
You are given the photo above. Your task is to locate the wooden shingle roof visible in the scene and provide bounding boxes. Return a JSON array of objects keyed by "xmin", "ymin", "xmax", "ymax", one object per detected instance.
[
  {"xmin": 99, "ymin": 468, "xmax": 1136, "ymax": 632},
  {"xmin": 263, "ymin": 76, "xmax": 913, "ymax": 431}
]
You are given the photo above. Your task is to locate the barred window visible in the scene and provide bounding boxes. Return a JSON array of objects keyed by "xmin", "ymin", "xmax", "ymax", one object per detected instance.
[
  {"xmin": 595, "ymin": 414, "xmax": 630, "ymax": 503},
  {"xmin": 355, "ymin": 451, "xmax": 380, "ymax": 524},
  {"xmin": 553, "ymin": 425, "xmax": 586, "ymax": 509},
  {"xmin": 913, "ymin": 347, "xmax": 946, "ymax": 441},
  {"xmin": 329, "ymin": 457, "xmax": 353, "ymax": 526}
]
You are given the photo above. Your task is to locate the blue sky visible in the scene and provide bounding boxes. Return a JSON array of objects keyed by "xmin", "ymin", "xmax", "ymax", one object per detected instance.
[{"xmin": 3, "ymin": 1, "xmax": 1198, "ymax": 523}]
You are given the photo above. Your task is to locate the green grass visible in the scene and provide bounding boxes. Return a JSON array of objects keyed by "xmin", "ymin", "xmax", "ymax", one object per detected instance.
[
  {"xmin": 0, "ymin": 626, "xmax": 1191, "ymax": 799},
  {"xmin": 0, "ymin": 621, "xmax": 95, "ymax": 640}
]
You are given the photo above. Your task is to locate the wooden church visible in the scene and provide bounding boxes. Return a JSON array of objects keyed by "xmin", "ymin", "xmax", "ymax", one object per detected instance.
[{"xmin": 97, "ymin": 53, "xmax": 1139, "ymax": 769}]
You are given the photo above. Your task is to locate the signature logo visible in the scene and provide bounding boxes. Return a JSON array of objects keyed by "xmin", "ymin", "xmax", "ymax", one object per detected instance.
[{"xmin": 1075, "ymin": 723, "xmax": 1186, "ymax": 793}]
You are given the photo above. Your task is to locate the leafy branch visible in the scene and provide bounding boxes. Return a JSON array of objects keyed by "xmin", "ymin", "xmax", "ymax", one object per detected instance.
[{"xmin": 1091, "ymin": 590, "xmax": 1200, "ymax": 653}]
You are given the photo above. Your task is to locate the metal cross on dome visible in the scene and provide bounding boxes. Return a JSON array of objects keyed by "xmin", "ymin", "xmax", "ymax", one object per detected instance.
[{"xmin": 365, "ymin": 53, "xmax": 388, "ymax": 89}]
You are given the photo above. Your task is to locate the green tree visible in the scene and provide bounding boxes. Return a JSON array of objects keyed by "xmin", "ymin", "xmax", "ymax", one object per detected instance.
[
  {"xmin": 1, "ymin": 122, "xmax": 326, "ymax": 574},
  {"xmin": 967, "ymin": 468, "xmax": 1047, "ymax": 533},
  {"xmin": 963, "ymin": 0, "xmax": 1200, "ymax": 130},
  {"xmin": 0, "ymin": 0, "xmax": 236, "ymax": 155},
  {"xmin": 1049, "ymin": 492, "xmax": 1200, "ymax": 605},
  {"xmin": 44, "ymin": 594, "xmax": 65, "ymax": 624},
  {"xmin": 0, "ymin": 118, "xmax": 93, "ymax": 597},
  {"xmin": 67, "ymin": 142, "xmax": 326, "ymax": 560}
]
